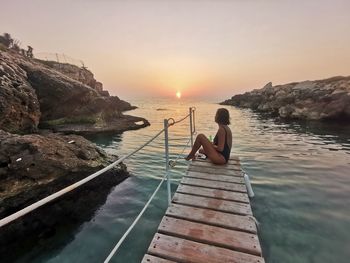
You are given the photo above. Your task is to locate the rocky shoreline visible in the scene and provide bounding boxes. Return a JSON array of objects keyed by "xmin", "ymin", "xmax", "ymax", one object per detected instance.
[
  {"xmin": 221, "ymin": 76, "xmax": 350, "ymax": 121},
  {"xmin": 0, "ymin": 131, "xmax": 129, "ymax": 261},
  {"xmin": 0, "ymin": 46, "xmax": 149, "ymax": 260}
]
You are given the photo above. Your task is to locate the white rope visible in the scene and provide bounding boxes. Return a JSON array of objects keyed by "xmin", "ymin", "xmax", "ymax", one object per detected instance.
[
  {"xmin": 0, "ymin": 109, "xmax": 196, "ymax": 262},
  {"xmin": 104, "ymin": 176, "xmax": 166, "ymax": 263},
  {"xmin": 170, "ymin": 113, "xmax": 191, "ymax": 125},
  {"xmin": 169, "ymin": 137, "xmax": 192, "ymax": 168},
  {"xmin": 0, "ymin": 128, "xmax": 165, "ymax": 228}
]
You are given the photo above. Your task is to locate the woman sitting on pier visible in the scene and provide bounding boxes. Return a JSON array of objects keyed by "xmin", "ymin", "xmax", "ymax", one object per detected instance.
[{"xmin": 185, "ymin": 108, "xmax": 232, "ymax": 164}]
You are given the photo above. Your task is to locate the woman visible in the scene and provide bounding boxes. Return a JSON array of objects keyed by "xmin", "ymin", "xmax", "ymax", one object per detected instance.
[{"xmin": 185, "ymin": 108, "xmax": 232, "ymax": 164}]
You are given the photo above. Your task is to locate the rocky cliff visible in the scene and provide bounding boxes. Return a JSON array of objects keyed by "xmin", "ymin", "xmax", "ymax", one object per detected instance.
[
  {"xmin": 36, "ymin": 60, "xmax": 109, "ymax": 96},
  {"xmin": 0, "ymin": 48, "xmax": 148, "ymax": 259},
  {"xmin": 0, "ymin": 50, "xmax": 149, "ymax": 135},
  {"xmin": 221, "ymin": 76, "xmax": 350, "ymax": 121},
  {"xmin": 0, "ymin": 51, "xmax": 40, "ymax": 133}
]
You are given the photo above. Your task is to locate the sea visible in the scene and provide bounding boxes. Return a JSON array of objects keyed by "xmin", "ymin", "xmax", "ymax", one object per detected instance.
[{"xmin": 12, "ymin": 98, "xmax": 350, "ymax": 263}]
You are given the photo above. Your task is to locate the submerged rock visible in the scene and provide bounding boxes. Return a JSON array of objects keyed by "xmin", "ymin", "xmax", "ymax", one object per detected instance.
[
  {"xmin": 43, "ymin": 114, "xmax": 150, "ymax": 135},
  {"xmin": 0, "ymin": 130, "xmax": 128, "ymax": 260},
  {"xmin": 221, "ymin": 76, "xmax": 350, "ymax": 121}
]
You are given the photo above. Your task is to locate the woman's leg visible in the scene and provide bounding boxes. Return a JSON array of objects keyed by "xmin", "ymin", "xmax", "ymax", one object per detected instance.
[{"xmin": 185, "ymin": 134, "xmax": 226, "ymax": 164}]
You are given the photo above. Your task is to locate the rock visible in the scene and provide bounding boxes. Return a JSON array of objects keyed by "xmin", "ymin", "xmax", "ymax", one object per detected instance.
[
  {"xmin": 0, "ymin": 130, "xmax": 128, "ymax": 260},
  {"xmin": 0, "ymin": 130, "xmax": 127, "ymax": 216},
  {"xmin": 18, "ymin": 58, "xmax": 135, "ymax": 120},
  {"xmin": 95, "ymin": 81, "xmax": 103, "ymax": 92},
  {"xmin": 36, "ymin": 60, "xmax": 103, "ymax": 94},
  {"xmin": 0, "ymin": 52, "xmax": 40, "ymax": 133},
  {"xmin": 221, "ymin": 76, "xmax": 350, "ymax": 121},
  {"xmin": 0, "ymin": 50, "xmax": 149, "ymax": 135},
  {"xmin": 44, "ymin": 114, "xmax": 150, "ymax": 135}
]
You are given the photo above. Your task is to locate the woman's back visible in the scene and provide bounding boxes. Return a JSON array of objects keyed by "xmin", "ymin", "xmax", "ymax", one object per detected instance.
[{"xmin": 214, "ymin": 125, "xmax": 232, "ymax": 162}]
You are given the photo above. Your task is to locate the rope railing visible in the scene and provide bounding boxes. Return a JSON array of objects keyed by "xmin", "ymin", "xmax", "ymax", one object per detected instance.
[
  {"xmin": 0, "ymin": 108, "xmax": 196, "ymax": 263},
  {"xmin": 169, "ymin": 137, "xmax": 192, "ymax": 168},
  {"xmin": 104, "ymin": 174, "xmax": 167, "ymax": 263},
  {"xmin": 0, "ymin": 127, "xmax": 164, "ymax": 228},
  {"xmin": 0, "ymin": 107, "xmax": 197, "ymax": 262},
  {"xmin": 104, "ymin": 130, "xmax": 194, "ymax": 262}
]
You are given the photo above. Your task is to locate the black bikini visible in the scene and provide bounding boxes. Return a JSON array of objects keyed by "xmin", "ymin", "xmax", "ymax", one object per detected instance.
[{"xmin": 213, "ymin": 126, "xmax": 231, "ymax": 163}]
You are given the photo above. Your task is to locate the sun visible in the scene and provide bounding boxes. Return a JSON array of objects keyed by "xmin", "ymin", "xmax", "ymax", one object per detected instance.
[{"xmin": 176, "ymin": 91, "xmax": 181, "ymax": 99}]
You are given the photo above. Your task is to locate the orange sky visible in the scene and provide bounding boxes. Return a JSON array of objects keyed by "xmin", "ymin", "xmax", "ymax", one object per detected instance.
[{"xmin": 2, "ymin": 0, "xmax": 350, "ymax": 100}]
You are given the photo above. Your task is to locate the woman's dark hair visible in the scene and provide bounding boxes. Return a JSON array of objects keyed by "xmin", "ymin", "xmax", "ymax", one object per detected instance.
[{"xmin": 215, "ymin": 108, "xmax": 230, "ymax": 125}]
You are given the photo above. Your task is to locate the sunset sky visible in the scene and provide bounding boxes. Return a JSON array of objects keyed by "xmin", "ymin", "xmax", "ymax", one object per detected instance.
[{"xmin": 2, "ymin": 0, "xmax": 350, "ymax": 100}]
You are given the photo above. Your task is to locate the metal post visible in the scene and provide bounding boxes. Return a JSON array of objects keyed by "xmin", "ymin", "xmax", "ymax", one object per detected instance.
[
  {"xmin": 192, "ymin": 108, "xmax": 196, "ymax": 134},
  {"xmin": 164, "ymin": 119, "xmax": 171, "ymax": 205},
  {"xmin": 189, "ymin": 108, "xmax": 193, "ymax": 147}
]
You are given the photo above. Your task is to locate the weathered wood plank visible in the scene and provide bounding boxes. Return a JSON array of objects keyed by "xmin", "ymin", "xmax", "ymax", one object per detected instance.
[
  {"xmin": 185, "ymin": 171, "xmax": 244, "ymax": 184},
  {"xmin": 192, "ymin": 158, "xmax": 241, "ymax": 165},
  {"xmin": 143, "ymin": 155, "xmax": 264, "ymax": 263},
  {"xmin": 173, "ymin": 193, "xmax": 252, "ymax": 216},
  {"xmin": 194, "ymin": 156, "xmax": 240, "ymax": 163},
  {"xmin": 177, "ymin": 184, "xmax": 250, "ymax": 203},
  {"xmin": 191, "ymin": 160, "xmax": 241, "ymax": 169},
  {"xmin": 166, "ymin": 203, "xmax": 257, "ymax": 234},
  {"xmin": 188, "ymin": 165, "xmax": 242, "ymax": 175},
  {"xmin": 181, "ymin": 177, "xmax": 247, "ymax": 193},
  {"xmin": 158, "ymin": 216, "xmax": 262, "ymax": 256},
  {"xmin": 141, "ymin": 254, "xmax": 176, "ymax": 263},
  {"xmin": 230, "ymin": 156, "xmax": 241, "ymax": 161},
  {"xmin": 148, "ymin": 233, "xmax": 264, "ymax": 263}
]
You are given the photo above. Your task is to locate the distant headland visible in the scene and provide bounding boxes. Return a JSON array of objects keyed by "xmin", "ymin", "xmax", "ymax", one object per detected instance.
[{"xmin": 221, "ymin": 76, "xmax": 350, "ymax": 121}]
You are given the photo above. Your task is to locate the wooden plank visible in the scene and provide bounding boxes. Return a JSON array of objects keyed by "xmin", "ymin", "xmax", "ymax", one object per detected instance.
[
  {"xmin": 185, "ymin": 171, "xmax": 244, "ymax": 184},
  {"xmin": 194, "ymin": 157, "xmax": 240, "ymax": 164},
  {"xmin": 173, "ymin": 193, "xmax": 252, "ymax": 216},
  {"xmin": 190, "ymin": 159, "xmax": 241, "ymax": 169},
  {"xmin": 188, "ymin": 165, "xmax": 242, "ymax": 175},
  {"xmin": 191, "ymin": 160, "xmax": 241, "ymax": 169},
  {"xmin": 230, "ymin": 156, "xmax": 241, "ymax": 161},
  {"xmin": 181, "ymin": 177, "xmax": 247, "ymax": 193},
  {"xmin": 148, "ymin": 233, "xmax": 264, "ymax": 263},
  {"xmin": 158, "ymin": 216, "xmax": 262, "ymax": 256},
  {"xmin": 166, "ymin": 203, "xmax": 257, "ymax": 234},
  {"xmin": 177, "ymin": 184, "xmax": 250, "ymax": 203},
  {"xmin": 142, "ymin": 254, "xmax": 176, "ymax": 263}
]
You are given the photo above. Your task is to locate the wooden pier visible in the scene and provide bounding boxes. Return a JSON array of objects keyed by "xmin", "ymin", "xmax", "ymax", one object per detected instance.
[{"xmin": 142, "ymin": 156, "xmax": 265, "ymax": 263}]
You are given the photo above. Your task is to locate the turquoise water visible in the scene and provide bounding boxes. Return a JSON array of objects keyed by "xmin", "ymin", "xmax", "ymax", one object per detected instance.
[{"xmin": 14, "ymin": 99, "xmax": 350, "ymax": 263}]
